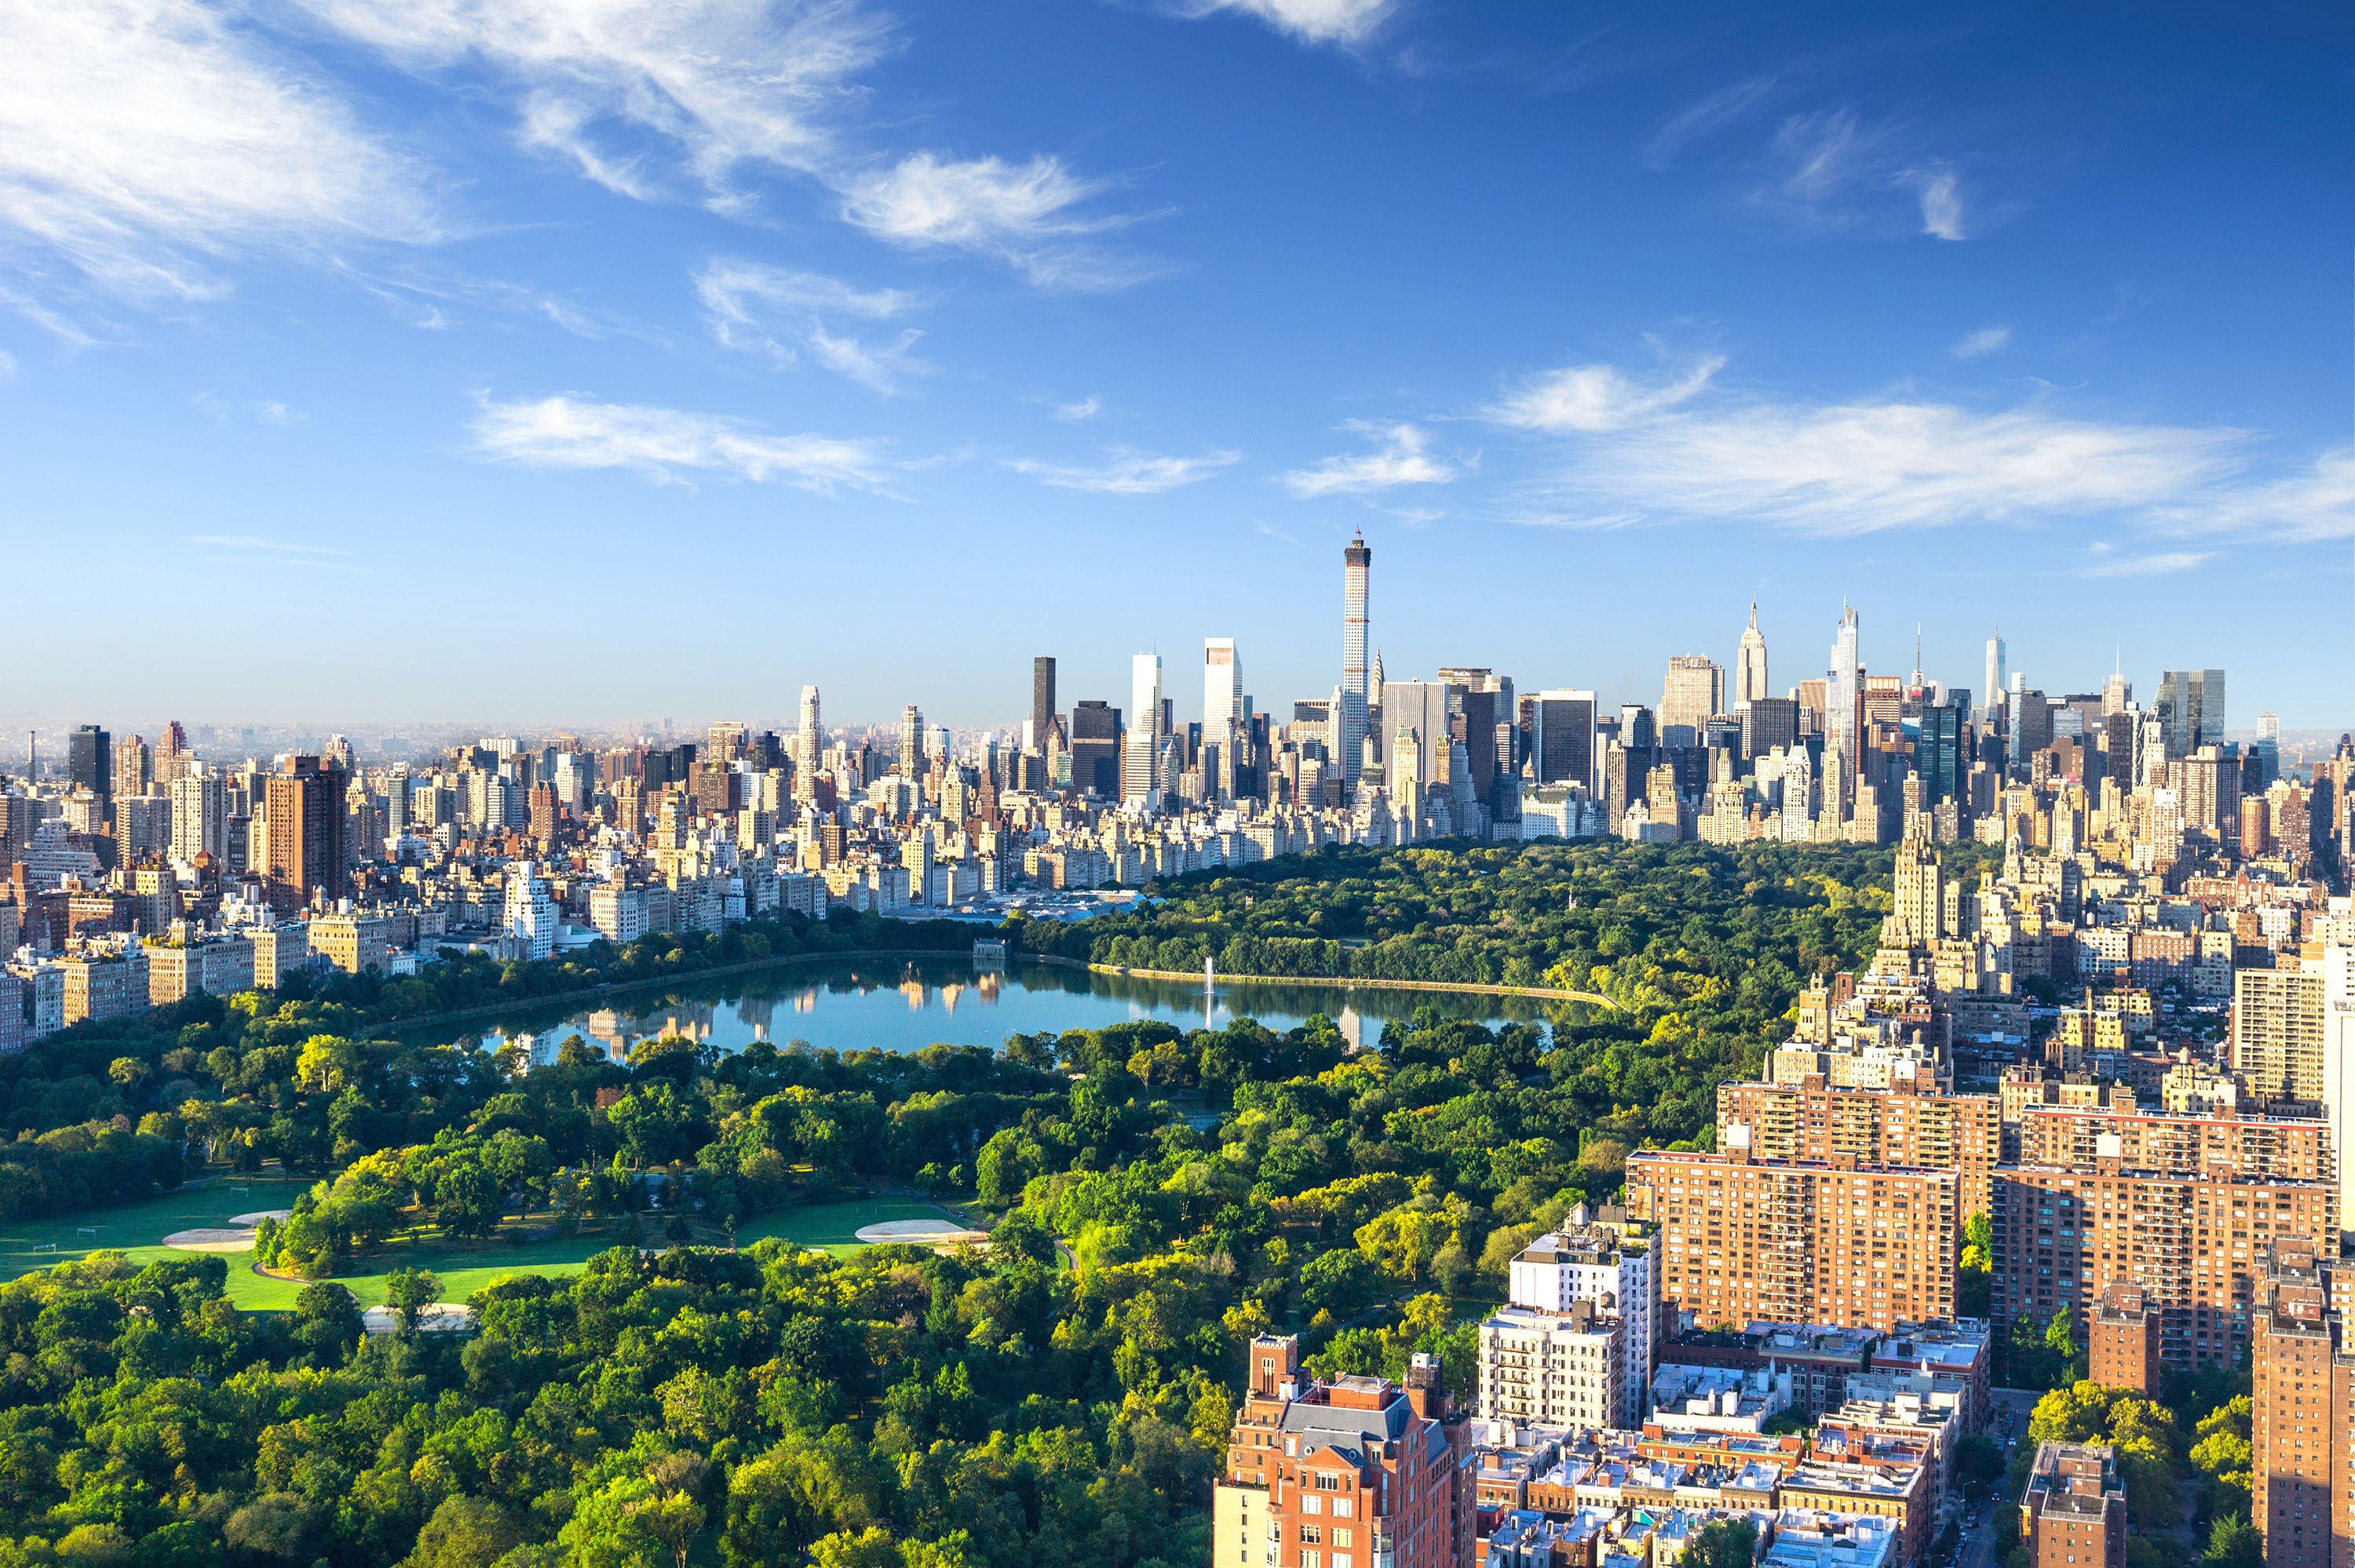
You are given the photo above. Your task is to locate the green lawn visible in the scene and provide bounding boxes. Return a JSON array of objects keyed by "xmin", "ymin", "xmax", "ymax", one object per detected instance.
[
  {"xmin": 0, "ymin": 1174, "xmax": 314, "ymax": 1296},
  {"xmin": 734, "ymin": 1194, "xmax": 976, "ymax": 1256},
  {"xmin": 0, "ymin": 1180, "xmax": 985, "ymax": 1311}
]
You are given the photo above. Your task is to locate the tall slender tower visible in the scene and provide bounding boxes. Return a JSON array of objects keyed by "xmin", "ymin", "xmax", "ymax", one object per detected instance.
[
  {"xmin": 897, "ymin": 705, "xmax": 923, "ymax": 779},
  {"xmin": 1984, "ymin": 627, "xmax": 2006, "ymax": 720},
  {"xmin": 1736, "ymin": 602, "xmax": 1769, "ymax": 711},
  {"xmin": 798, "ymin": 685, "xmax": 823, "ymax": 766},
  {"xmin": 1826, "ymin": 605, "xmax": 1860, "ymax": 773},
  {"xmin": 1031, "ymin": 657, "xmax": 1057, "ymax": 736},
  {"xmin": 1125, "ymin": 653, "xmax": 1163, "ymax": 802},
  {"xmin": 1341, "ymin": 532, "xmax": 1371, "ymax": 792},
  {"xmin": 1203, "ymin": 638, "xmax": 1241, "ymax": 800}
]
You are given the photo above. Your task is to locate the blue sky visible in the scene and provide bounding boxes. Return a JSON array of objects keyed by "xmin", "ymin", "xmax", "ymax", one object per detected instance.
[{"xmin": 4, "ymin": 0, "xmax": 2351, "ymax": 732}]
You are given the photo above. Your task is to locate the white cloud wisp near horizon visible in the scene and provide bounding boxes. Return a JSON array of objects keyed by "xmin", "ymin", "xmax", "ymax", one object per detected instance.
[
  {"xmin": 1489, "ymin": 354, "xmax": 2353, "ymax": 542},
  {"xmin": 472, "ymin": 392, "xmax": 889, "ymax": 490},
  {"xmin": 1004, "ymin": 444, "xmax": 1240, "ymax": 494}
]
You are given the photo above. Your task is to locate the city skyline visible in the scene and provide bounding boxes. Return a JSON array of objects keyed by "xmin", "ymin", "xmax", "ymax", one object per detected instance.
[
  {"xmin": 0, "ymin": 548, "xmax": 2320, "ymax": 751},
  {"xmin": 3, "ymin": 3, "xmax": 2351, "ymax": 724}
]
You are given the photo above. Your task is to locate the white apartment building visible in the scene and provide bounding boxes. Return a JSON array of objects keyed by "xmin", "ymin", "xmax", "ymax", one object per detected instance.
[
  {"xmin": 1505, "ymin": 1211, "xmax": 1658, "ymax": 1419},
  {"xmin": 590, "ymin": 884, "xmax": 648, "ymax": 946},
  {"xmin": 504, "ymin": 865, "xmax": 557, "ymax": 961},
  {"xmin": 1477, "ymin": 1299, "xmax": 1627, "ymax": 1429}
]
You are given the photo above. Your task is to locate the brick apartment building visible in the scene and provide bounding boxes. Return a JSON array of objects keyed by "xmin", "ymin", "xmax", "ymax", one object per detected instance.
[
  {"xmin": 1992, "ymin": 1161, "xmax": 2338, "ymax": 1370},
  {"xmin": 2020, "ymin": 1443, "xmax": 2126, "ymax": 1568},
  {"xmin": 1623, "ymin": 1136, "xmax": 1959, "ymax": 1335},
  {"xmin": 2251, "ymin": 1238, "xmax": 2355, "ymax": 1568},
  {"xmin": 1718, "ymin": 1078, "xmax": 2001, "ymax": 1216}
]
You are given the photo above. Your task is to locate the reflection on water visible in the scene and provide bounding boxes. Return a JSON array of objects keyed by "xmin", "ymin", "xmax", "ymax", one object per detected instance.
[{"xmin": 455, "ymin": 957, "xmax": 1559, "ymax": 1067}]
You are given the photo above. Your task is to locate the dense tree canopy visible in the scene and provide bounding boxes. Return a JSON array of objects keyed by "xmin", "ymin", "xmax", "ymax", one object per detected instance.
[{"xmin": 0, "ymin": 841, "xmax": 1933, "ymax": 1564}]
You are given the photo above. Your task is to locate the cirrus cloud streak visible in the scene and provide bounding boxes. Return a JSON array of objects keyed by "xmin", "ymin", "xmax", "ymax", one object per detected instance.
[
  {"xmin": 1490, "ymin": 354, "xmax": 2352, "ymax": 542},
  {"xmin": 471, "ymin": 392, "xmax": 888, "ymax": 490},
  {"xmin": 1003, "ymin": 445, "xmax": 1240, "ymax": 494}
]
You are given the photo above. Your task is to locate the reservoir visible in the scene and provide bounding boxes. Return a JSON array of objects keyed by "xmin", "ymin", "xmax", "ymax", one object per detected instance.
[{"xmin": 433, "ymin": 955, "xmax": 1550, "ymax": 1064}]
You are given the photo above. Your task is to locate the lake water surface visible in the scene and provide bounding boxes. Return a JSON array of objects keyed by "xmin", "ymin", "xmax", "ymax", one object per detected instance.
[{"xmin": 437, "ymin": 957, "xmax": 1552, "ymax": 1065}]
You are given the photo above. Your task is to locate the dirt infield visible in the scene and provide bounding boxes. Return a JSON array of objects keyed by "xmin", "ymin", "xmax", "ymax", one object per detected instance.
[
  {"xmin": 228, "ymin": 1210, "xmax": 293, "ymax": 1226},
  {"xmin": 854, "ymin": 1219, "xmax": 990, "ymax": 1247},
  {"xmin": 162, "ymin": 1229, "xmax": 257, "ymax": 1253}
]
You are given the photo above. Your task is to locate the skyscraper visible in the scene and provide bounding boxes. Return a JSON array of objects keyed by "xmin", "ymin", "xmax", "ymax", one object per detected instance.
[
  {"xmin": 1341, "ymin": 531, "xmax": 1371, "ymax": 793},
  {"xmin": 1827, "ymin": 606, "xmax": 1860, "ymax": 770},
  {"xmin": 68, "ymin": 725, "xmax": 110, "ymax": 803},
  {"xmin": 798, "ymin": 686, "xmax": 823, "ymax": 768},
  {"xmin": 168, "ymin": 769, "xmax": 227, "ymax": 865},
  {"xmin": 261, "ymin": 755, "xmax": 349, "ymax": 914},
  {"xmin": 2258, "ymin": 711, "xmax": 2281, "ymax": 786},
  {"xmin": 1659, "ymin": 655, "xmax": 1724, "ymax": 740},
  {"xmin": 1031, "ymin": 657, "xmax": 1057, "ymax": 735},
  {"xmin": 1984, "ymin": 629, "xmax": 2006, "ymax": 720},
  {"xmin": 1530, "ymin": 691, "xmax": 1597, "ymax": 789},
  {"xmin": 897, "ymin": 706, "xmax": 923, "ymax": 778},
  {"xmin": 1068, "ymin": 700, "xmax": 1119, "ymax": 796},
  {"xmin": 1736, "ymin": 603, "xmax": 1769, "ymax": 711},
  {"xmin": 1916, "ymin": 693, "xmax": 1968, "ymax": 808},
  {"xmin": 1125, "ymin": 653, "xmax": 1162, "ymax": 801},
  {"xmin": 2157, "ymin": 669, "xmax": 2226, "ymax": 760},
  {"xmin": 1203, "ymin": 639, "xmax": 1240, "ymax": 800}
]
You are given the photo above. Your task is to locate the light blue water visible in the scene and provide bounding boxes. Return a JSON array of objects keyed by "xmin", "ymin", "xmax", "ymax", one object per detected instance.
[{"xmin": 438, "ymin": 957, "xmax": 1552, "ymax": 1063}]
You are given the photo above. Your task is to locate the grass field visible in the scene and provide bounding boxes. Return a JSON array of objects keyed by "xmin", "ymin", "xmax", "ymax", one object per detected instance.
[
  {"xmin": 0, "ymin": 1174, "xmax": 314, "ymax": 1295},
  {"xmin": 0, "ymin": 1178, "xmax": 981, "ymax": 1310}
]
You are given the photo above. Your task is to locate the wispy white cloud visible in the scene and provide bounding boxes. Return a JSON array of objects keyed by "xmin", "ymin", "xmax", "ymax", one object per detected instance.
[
  {"xmin": 2076, "ymin": 549, "xmax": 2211, "ymax": 578},
  {"xmin": 0, "ymin": 0, "xmax": 440, "ymax": 319},
  {"xmin": 2147, "ymin": 447, "xmax": 2355, "ymax": 542},
  {"xmin": 189, "ymin": 533, "xmax": 348, "ymax": 556},
  {"xmin": 1282, "ymin": 421, "xmax": 1456, "ymax": 496},
  {"xmin": 693, "ymin": 257, "xmax": 926, "ymax": 392},
  {"xmin": 259, "ymin": 400, "xmax": 299, "ymax": 424},
  {"xmin": 293, "ymin": 0, "xmax": 889, "ymax": 210},
  {"xmin": 1053, "ymin": 395, "xmax": 1102, "ymax": 421},
  {"xmin": 1554, "ymin": 398, "xmax": 2234, "ymax": 534},
  {"xmin": 472, "ymin": 392, "xmax": 889, "ymax": 490},
  {"xmin": 1644, "ymin": 77, "xmax": 1777, "ymax": 170},
  {"xmin": 1950, "ymin": 324, "xmax": 2011, "ymax": 359},
  {"xmin": 839, "ymin": 152, "xmax": 1154, "ymax": 289},
  {"xmin": 189, "ymin": 532, "xmax": 367, "ymax": 571},
  {"xmin": 0, "ymin": 349, "xmax": 15, "ymax": 381},
  {"xmin": 1482, "ymin": 353, "xmax": 2339, "ymax": 538},
  {"xmin": 1004, "ymin": 445, "xmax": 1239, "ymax": 494},
  {"xmin": 1911, "ymin": 168, "xmax": 1965, "ymax": 240},
  {"xmin": 1728, "ymin": 105, "xmax": 1981, "ymax": 242},
  {"xmin": 1160, "ymin": 0, "xmax": 1393, "ymax": 46},
  {"xmin": 1486, "ymin": 356, "xmax": 1723, "ymax": 433}
]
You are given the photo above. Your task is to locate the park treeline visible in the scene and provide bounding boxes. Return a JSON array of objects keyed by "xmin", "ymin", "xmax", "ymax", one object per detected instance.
[{"xmin": 1021, "ymin": 839, "xmax": 1904, "ymax": 995}]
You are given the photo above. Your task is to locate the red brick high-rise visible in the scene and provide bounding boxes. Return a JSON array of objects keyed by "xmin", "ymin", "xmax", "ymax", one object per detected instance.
[{"xmin": 261, "ymin": 755, "xmax": 349, "ymax": 915}]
